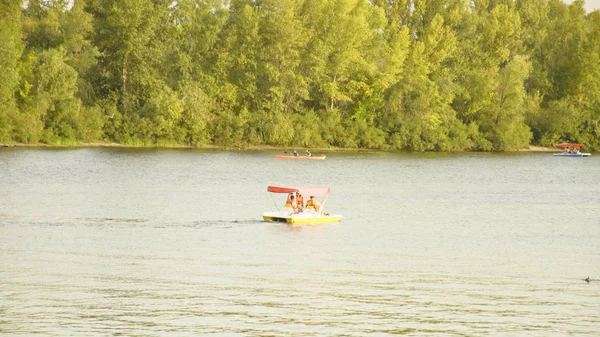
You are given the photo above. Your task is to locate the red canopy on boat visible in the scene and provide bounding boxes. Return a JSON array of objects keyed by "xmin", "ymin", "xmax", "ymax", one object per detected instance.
[
  {"xmin": 557, "ymin": 143, "xmax": 584, "ymax": 147},
  {"xmin": 267, "ymin": 185, "xmax": 330, "ymax": 197}
]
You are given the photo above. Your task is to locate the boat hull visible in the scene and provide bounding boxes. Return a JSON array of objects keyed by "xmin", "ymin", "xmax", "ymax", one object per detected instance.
[
  {"xmin": 263, "ymin": 211, "xmax": 342, "ymax": 224},
  {"xmin": 275, "ymin": 155, "xmax": 326, "ymax": 160},
  {"xmin": 553, "ymin": 153, "xmax": 591, "ymax": 157}
]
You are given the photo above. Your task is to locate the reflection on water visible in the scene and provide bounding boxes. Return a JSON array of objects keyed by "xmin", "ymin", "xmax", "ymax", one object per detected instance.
[{"xmin": 1, "ymin": 148, "xmax": 599, "ymax": 336}]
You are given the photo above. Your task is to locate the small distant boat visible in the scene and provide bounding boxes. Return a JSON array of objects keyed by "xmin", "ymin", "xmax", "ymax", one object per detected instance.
[
  {"xmin": 553, "ymin": 143, "xmax": 591, "ymax": 157},
  {"xmin": 275, "ymin": 154, "xmax": 326, "ymax": 160},
  {"xmin": 262, "ymin": 185, "xmax": 342, "ymax": 224}
]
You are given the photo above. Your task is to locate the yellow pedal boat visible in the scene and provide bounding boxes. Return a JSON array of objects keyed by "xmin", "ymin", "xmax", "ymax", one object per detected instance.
[{"xmin": 263, "ymin": 185, "xmax": 342, "ymax": 224}]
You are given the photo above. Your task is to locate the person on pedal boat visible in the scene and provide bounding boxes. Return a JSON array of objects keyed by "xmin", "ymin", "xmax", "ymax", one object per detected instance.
[
  {"xmin": 284, "ymin": 193, "xmax": 297, "ymax": 214},
  {"xmin": 296, "ymin": 192, "xmax": 304, "ymax": 212},
  {"xmin": 304, "ymin": 196, "xmax": 320, "ymax": 213}
]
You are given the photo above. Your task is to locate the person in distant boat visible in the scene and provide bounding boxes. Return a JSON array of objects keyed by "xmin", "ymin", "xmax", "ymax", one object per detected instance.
[
  {"xmin": 296, "ymin": 192, "xmax": 304, "ymax": 212},
  {"xmin": 564, "ymin": 147, "xmax": 570, "ymax": 154},
  {"xmin": 293, "ymin": 150, "xmax": 298, "ymax": 157},
  {"xmin": 306, "ymin": 150, "xmax": 312, "ymax": 157},
  {"xmin": 284, "ymin": 193, "xmax": 297, "ymax": 214},
  {"xmin": 573, "ymin": 147, "xmax": 580, "ymax": 154},
  {"xmin": 305, "ymin": 196, "xmax": 320, "ymax": 212}
]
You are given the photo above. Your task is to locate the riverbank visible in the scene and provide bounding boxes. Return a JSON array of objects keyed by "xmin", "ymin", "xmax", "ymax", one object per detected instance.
[
  {"xmin": 0, "ymin": 143, "xmax": 355, "ymax": 152},
  {"xmin": 0, "ymin": 142, "xmax": 559, "ymax": 152},
  {"xmin": 517, "ymin": 145, "xmax": 558, "ymax": 152}
]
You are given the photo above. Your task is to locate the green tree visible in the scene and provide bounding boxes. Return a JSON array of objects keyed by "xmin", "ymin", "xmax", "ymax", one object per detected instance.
[
  {"xmin": 532, "ymin": 2, "xmax": 600, "ymax": 150},
  {"xmin": 384, "ymin": 13, "xmax": 469, "ymax": 151},
  {"xmin": 61, "ymin": 0, "xmax": 99, "ymax": 106},
  {"xmin": 15, "ymin": 48, "xmax": 82, "ymax": 143},
  {"xmin": 90, "ymin": 0, "xmax": 176, "ymax": 144},
  {"xmin": 301, "ymin": 0, "xmax": 386, "ymax": 113},
  {"xmin": 0, "ymin": 0, "xmax": 24, "ymax": 142},
  {"xmin": 256, "ymin": 0, "xmax": 309, "ymax": 115},
  {"xmin": 178, "ymin": 82, "xmax": 214, "ymax": 146},
  {"xmin": 167, "ymin": 0, "xmax": 228, "ymax": 89},
  {"xmin": 91, "ymin": 0, "xmax": 164, "ymax": 107},
  {"xmin": 22, "ymin": 0, "xmax": 65, "ymax": 50},
  {"xmin": 487, "ymin": 55, "xmax": 532, "ymax": 150}
]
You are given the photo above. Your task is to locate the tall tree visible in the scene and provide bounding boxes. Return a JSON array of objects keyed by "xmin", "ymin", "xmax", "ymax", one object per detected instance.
[
  {"xmin": 385, "ymin": 13, "xmax": 467, "ymax": 151},
  {"xmin": 167, "ymin": 0, "xmax": 228, "ymax": 89},
  {"xmin": 0, "ymin": 0, "xmax": 24, "ymax": 142},
  {"xmin": 91, "ymin": 0, "xmax": 164, "ymax": 107},
  {"xmin": 254, "ymin": 0, "xmax": 309, "ymax": 145},
  {"xmin": 91, "ymin": 0, "xmax": 174, "ymax": 144},
  {"xmin": 533, "ymin": 0, "xmax": 591, "ymax": 146},
  {"xmin": 301, "ymin": 0, "xmax": 385, "ymax": 112}
]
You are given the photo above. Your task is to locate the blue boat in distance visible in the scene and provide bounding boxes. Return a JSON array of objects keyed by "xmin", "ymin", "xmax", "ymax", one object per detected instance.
[{"xmin": 553, "ymin": 143, "xmax": 591, "ymax": 157}]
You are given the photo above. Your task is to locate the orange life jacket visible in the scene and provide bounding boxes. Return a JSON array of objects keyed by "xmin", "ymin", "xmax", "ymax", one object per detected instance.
[
  {"xmin": 305, "ymin": 199, "xmax": 318, "ymax": 210},
  {"xmin": 284, "ymin": 196, "xmax": 295, "ymax": 209}
]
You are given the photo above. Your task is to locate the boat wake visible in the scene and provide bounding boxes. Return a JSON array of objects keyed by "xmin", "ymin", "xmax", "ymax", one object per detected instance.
[{"xmin": 0, "ymin": 213, "xmax": 265, "ymax": 228}]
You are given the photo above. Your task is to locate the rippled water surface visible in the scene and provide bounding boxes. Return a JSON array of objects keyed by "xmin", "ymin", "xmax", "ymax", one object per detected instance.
[{"xmin": 1, "ymin": 148, "xmax": 599, "ymax": 336}]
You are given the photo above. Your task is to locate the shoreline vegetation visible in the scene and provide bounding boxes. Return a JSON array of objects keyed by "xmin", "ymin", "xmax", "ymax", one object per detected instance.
[
  {"xmin": 0, "ymin": 143, "xmax": 560, "ymax": 152},
  {"xmin": 1, "ymin": 1, "xmax": 599, "ymax": 152}
]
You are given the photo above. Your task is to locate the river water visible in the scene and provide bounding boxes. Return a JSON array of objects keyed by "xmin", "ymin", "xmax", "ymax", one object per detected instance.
[{"xmin": 0, "ymin": 148, "xmax": 599, "ymax": 336}]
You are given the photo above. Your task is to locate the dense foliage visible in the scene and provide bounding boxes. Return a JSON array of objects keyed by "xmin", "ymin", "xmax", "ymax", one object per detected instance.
[{"xmin": 1, "ymin": 0, "xmax": 599, "ymax": 151}]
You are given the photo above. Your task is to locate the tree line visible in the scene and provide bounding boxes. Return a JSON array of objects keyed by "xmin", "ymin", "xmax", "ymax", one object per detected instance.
[{"xmin": 1, "ymin": 0, "xmax": 599, "ymax": 151}]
